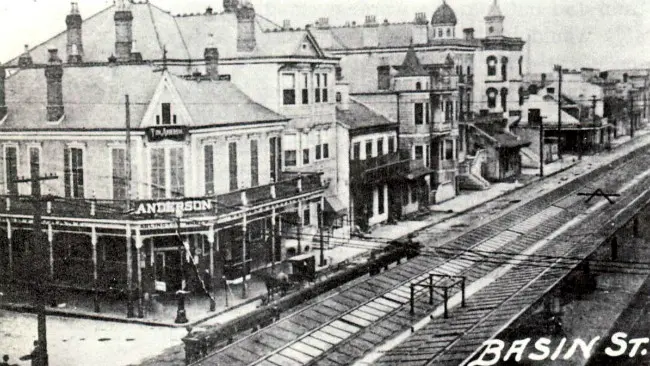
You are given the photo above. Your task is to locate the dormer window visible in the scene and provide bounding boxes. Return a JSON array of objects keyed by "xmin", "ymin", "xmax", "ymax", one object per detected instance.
[{"xmin": 157, "ymin": 103, "xmax": 177, "ymax": 125}]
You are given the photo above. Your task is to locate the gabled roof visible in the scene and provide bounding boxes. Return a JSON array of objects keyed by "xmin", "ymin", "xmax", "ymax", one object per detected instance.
[
  {"xmin": 5, "ymin": 2, "xmax": 326, "ymax": 66},
  {"xmin": 336, "ymin": 99, "xmax": 397, "ymax": 133},
  {"xmin": 473, "ymin": 122, "xmax": 531, "ymax": 149},
  {"xmin": 1, "ymin": 64, "xmax": 286, "ymax": 131},
  {"xmin": 396, "ymin": 45, "xmax": 429, "ymax": 77}
]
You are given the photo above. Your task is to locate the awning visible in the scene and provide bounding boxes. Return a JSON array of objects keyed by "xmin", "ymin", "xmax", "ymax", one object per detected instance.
[
  {"xmin": 400, "ymin": 166, "xmax": 436, "ymax": 181},
  {"xmin": 325, "ymin": 196, "xmax": 347, "ymax": 217}
]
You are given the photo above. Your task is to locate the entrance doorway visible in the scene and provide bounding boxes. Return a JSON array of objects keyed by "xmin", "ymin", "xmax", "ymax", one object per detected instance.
[{"xmin": 154, "ymin": 249, "xmax": 182, "ymax": 292}]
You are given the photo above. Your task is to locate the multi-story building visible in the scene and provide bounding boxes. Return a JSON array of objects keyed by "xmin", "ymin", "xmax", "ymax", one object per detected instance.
[
  {"xmin": 5, "ymin": 0, "xmax": 347, "ymax": 238},
  {"xmin": 308, "ymin": 0, "xmax": 528, "ymax": 190}
]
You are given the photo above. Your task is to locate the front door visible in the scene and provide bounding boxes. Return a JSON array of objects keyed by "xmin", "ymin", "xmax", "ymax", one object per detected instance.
[{"xmin": 154, "ymin": 249, "xmax": 182, "ymax": 292}]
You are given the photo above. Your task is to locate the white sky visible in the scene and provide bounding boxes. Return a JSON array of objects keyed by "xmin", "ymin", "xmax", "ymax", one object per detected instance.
[{"xmin": 0, "ymin": 0, "xmax": 648, "ymax": 73}]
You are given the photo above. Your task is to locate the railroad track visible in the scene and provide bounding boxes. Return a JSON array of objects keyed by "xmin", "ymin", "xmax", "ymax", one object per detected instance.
[{"xmin": 193, "ymin": 144, "xmax": 650, "ymax": 366}]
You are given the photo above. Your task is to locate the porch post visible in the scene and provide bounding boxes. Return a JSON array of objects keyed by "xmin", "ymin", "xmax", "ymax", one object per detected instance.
[
  {"xmin": 213, "ymin": 228, "xmax": 220, "ymax": 303},
  {"xmin": 207, "ymin": 225, "xmax": 216, "ymax": 311},
  {"xmin": 47, "ymin": 224, "xmax": 54, "ymax": 279},
  {"xmin": 91, "ymin": 226, "xmax": 99, "ymax": 313},
  {"xmin": 6, "ymin": 219, "xmax": 12, "ymax": 276},
  {"xmin": 126, "ymin": 224, "xmax": 135, "ymax": 318},
  {"xmin": 297, "ymin": 201, "xmax": 303, "ymax": 255},
  {"xmin": 135, "ymin": 228, "xmax": 144, "ymax": 318},
  {"xmin": 242, "ymin": 214, "xmax": 248, "ymax": 299},
  {"xmin": 271, "ymin": 208, "xmax": 276, "ymax": 273}
]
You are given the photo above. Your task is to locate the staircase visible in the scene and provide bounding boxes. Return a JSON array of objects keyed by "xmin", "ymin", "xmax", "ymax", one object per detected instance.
[{"xmin": 458, "ymin": 150, "xmax": 490, "ymax": 191}]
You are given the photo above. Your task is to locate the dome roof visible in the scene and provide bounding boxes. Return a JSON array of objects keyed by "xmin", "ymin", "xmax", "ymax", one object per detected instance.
[{"xmin": 431, "ymin": 1, "xmax": 457, "ymax": 26}]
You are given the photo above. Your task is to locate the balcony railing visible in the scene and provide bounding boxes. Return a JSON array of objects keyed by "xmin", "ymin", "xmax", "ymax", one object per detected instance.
[
  {"xmin": 350, "ymin": 150, "xmax": 411, "ymax": 183},
  {"xmin": 0, "ymin": 172, "xmax": 324, "ymax": 221}
]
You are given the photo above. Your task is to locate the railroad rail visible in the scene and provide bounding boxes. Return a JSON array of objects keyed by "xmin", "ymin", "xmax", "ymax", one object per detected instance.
[{"xmin": 191, "ymin": 143, "xmax": 650, "ymax": 366}]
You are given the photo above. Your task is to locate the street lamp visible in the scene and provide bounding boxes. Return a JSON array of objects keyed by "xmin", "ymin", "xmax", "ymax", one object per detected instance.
[{"xmin": 174, "ymin": 208, "xmax": 189, "ymax": 324}]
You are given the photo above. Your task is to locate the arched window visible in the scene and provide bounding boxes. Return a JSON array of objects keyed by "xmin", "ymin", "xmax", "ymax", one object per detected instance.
[
  {"xmin": 415, "ymin": 82, "xmax": 422, "ymax": 90},
  {"xmin": 487, "ymin": 56, "xmax": 497, "ymax": 76},
  {"xmin": 467, "ymin": 66, "xmax": 471, "ymax": 76},
  {"xmin": 446, "ymin": 28, "xmax": 451, "ymax": 37},
  {"xmin": 518, "ymin": 87, "xmax": 525, "ymax": 106},
  {"xmin": 487, "ymin": 88, "xmax": 498, "ymax": 109},
  {"xmin": 518, "ymin": 56, "xmax": 523, "ymax": 76},
  {"xmin": 501, "ymin": 57, "xmax": 509, "ymax": 81},
  {"xmin": 500, "ymin": 88, "xmax": 508, "ymax": 111},
  {"xmin": 438, "ymin": 28, "xmax": 443, "ymax": 38}
]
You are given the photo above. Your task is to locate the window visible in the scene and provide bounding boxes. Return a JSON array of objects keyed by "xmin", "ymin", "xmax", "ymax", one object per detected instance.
[
  {"xmin": 411, "ymin": 183, "xmax": 418, "ymax": 203},
  {"xmin": 284, "ymin": 150, "xmax": 297, "ymax": 167},
  {"xmin": 323, "ymin": 143, "xmax": 329, "ymax": 159},
  {"xmin": 414, "ymin": 102, "xmax": 430, "ymax": 125},
  {"xmin": 388, "ymin": 137, "xmax": 395, "ymax": 153},
  {"xmin": 487, "ymin": 56, "xmax": 497, "ymax": 76},
  {"xmin": 445, "ymin": 140, "xmax": 454, "ymax": 160},
  {"xmin": 150, "ymin": 148, "xmax": 165, "ymax": 198},
  {"xmin": 438, "ymin": 29, "xmax": 443, "ymax": 38},
  {"xmin": 445, "ymin": 101, "xmax": 454, "ymax": 122},
  {"xmin": 377, "ymin": 66, "xmax": 391, "ymax": 90},
  {"xmin": 446, "ymin": 28, "xmax": 451, "ymax": 37},
  {"xmin": 377, "ymin": 186, "xmax": 385, "ymax": 215},
  {"xmin": 5, "ymin": 146, "xmax": 20, "ymax": 195},
  {"xmin": 377, "ymin": 138, "xmax": 384, "ymax": 156},
  {"xmin": 414, "ymin": 145, "xmax": 424, "ymax": 161},
  {"xmin": 315, "ymin": 73, "xmax": 328, "ymax": 103},
  {"xmin": 415, "ymin": 82, "xmax": 422, "ymax": 90},
  {"xmin": 282, "ymin": 74, "xmax": 296, "ymax": 105},
  {"xmin": 322, "ymin": 74, "xmax": 328, "ymax": 102},
  {"xmin": 500, "ymin": 88, "xmax": 508, "ymax": 111},
  {"xmin": 269, "ymin": 137, "xmax": 281, "ymax": 182},
  {"xmin": 315, "ymin": 144, "xmax": 322, "ymax": 160},
  {"xmin": 467, "ymin": 66, "xmax": 471, "ymax": 76},
  {"xmin": 487, "ymin": 88, "xmax": 498, "ymax": 109},
  {"xmin": 64, "ymin": 147, "xmax": 84, "ymax": 198},
  {"xmin": 228, "ymin": 142, "xmax": 238, "ymax": 191},
  {"xmin": 169, "ymin": 148, "xmax": 184, "ymax": 197},
  {"xmin": 112, "ymin": 148, "xmax": 127, "ymax": 200},
  {"xmin": 303, "ymin": 148, "xmax": 310, "ymax": 165},
  {"xmin": 352, "ymin": 142, "xmax": 361, "ymax": 160},
  {"xmin": 161, "ymin": 103, "xmax": 171, "ymax": 125},
  {"xmin": 250, "ymin": 140, "xmax": 259, "ymax": 187},
  {"xmin": 303, "ymin": 208, "xmax": 310, "ymax": 226},
  {"xmin": 336, "ymin": 92, "xmax": 342, "ymax": 102},
  {"xmin": 365, "ymin": 140, "xmax": 373, "ymax": 159},
  {"xmin": 315, "ymin": 74, "xmax": 321, "ymax": 103},
  {"xmin": 29, "ymin": 147, "xmax": 40, "ymax": 194},
  {"xmin": 204, "ymin": 145, "xmax": 214, "ymax": 195},
  {"xmin": 489, "ymin": 26, "xmax": 494, "ymax": 34},
  {"xmin": 301, "ymin": 73, "xmax": 309, "ymax": 104},
  {"xmin": 518, "ymin": 56, "xmax": 523, "ymax": 76}
]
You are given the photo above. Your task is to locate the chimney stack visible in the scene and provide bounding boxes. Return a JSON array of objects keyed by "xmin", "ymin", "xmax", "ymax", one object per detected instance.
[
  {"xmin": 0, "ymin": 62, "xmax": 6, "ymax": 121},
  {"xmin": 414, "ymin": 12, "xmax": 427, "ymax": 25},
  {"xmin": 283, "ymin": 19, "xmax": 291, "ymax": 29},
  {"xmin": 463, "ymin": 28, "xmax": 475, "ymax": 40},
  {"xmin": 223, "ymin": 0, "xmax": 238, "ymax": 13},
  {"xmin": 365, "ymin": 15, "xmax": 377, "ymax": 26},
  {"xmin": 45, "ymin": 48, "xmax": 64, "ymax": 122},
  {"xmin": 316, "ymin": 17, "xmax": 329, "ymax": 29},
  {"xmin": 66, "ymin": 2, "xmax": 83, "ymax": 63},
  {"xmin": 206, "ymin": 6, "xmax": 214, "ymax": 15},
  {"xmin": 236, "ymin": 3, "xmax": 256, "ymax": 51},
  {"xmin": 18, "ymin": 45, "xmax": 33, "ymax": 68},
  {"xmin": 114, "ymin": 0, "xmax": 134, "ymax": 62},
  {"xmin": 204, "ymin": 34, "xmax": 219, "ymax": 80}
]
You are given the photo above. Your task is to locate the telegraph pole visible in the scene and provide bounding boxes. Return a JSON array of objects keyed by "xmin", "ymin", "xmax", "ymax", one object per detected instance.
[
  {"xmin": 13, "ymin": 171, "xmax": 57, "ymax": 366},
  {"xmin": 539, "ymin": 117, "xmax": 544, "ymax": 177},
  {"xmin": 554, "ymin": 65, "xmax": 563, "ymax": 159},
  {"xmin": 319, "ymin": 197, "xmax": 325, "ymax": 267},
  {"xmin": 629, "ymin": 91, "xmax": 635, "ymax": 138}
]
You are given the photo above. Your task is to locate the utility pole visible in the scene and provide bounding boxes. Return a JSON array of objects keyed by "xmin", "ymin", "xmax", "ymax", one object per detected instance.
[
  {"xmin": 554, "ymin": 64, "xmax": 563, "ymax": 159},
  {"xmin": 14, "ymin": 172, "xmax": 57, "ymax": 366},
  {"xmin": 629, "ymin": 91, "xmax": 635, "ymax": 138},
  {"xmin": 539, "ymin": 117, "xmax": 544, "ymax": 177},
  {"xmin": 319, "ymin": 197, "xmax": 325, "ymax": 267}
]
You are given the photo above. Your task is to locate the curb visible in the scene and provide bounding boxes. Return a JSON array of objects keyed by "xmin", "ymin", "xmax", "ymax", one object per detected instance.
[{"xmin": 0, "ymin": 294, "xmax": 264, "ymax": 328}]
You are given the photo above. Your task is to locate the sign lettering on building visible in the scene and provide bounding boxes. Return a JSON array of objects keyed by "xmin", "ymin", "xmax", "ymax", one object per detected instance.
[
  {"xmin": 133, "ymin": 199, "xmax": 213, "ymax": 216},
  {"xmin": 145, "ymin": 126, "xmax": 189, "ymax": 142}
]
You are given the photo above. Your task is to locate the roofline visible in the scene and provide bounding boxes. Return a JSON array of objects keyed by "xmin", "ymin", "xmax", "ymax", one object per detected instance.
[
  {"xmin": 348, "ymin": 123, "xmax": 399, "ymax": 136},
  {"xmin": 325, "ymin": 44, "xmax": 479, "ymax": 55},
  {"xmin": 0, "ymin": 118, "xmax": 290, "ymax": 134}
]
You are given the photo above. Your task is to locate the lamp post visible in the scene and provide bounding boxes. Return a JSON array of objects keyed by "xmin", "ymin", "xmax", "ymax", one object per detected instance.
[{"xmin": 174, "ymin": 208, "xmax": 189, "ymax": 324}]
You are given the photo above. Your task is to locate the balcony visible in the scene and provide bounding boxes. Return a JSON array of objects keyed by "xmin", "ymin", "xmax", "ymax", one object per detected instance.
[
  {"xmin": 431, "ymin": 76, "xmax": 459, "ymax": 92},
  {"xmin": 350, "ymin": 150, "xmax": 411, "ymax": 184},
  {"xmin": 0, "ymin": 173, "xmax": 325, "ymax": 221}
]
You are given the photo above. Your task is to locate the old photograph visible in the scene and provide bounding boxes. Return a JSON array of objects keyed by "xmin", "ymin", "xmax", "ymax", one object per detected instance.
[{"xmin": 0, "ymin": 0, "xmax": 648, "ymax": 365}]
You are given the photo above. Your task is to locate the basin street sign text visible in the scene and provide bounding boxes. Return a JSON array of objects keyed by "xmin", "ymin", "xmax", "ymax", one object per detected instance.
[{"xmin": 134, "ymin": 199, "xmax": 213, "ymax": 216}]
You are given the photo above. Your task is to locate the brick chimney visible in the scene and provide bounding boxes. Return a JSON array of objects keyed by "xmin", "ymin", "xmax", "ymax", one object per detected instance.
[
  {"xmin": 204, "ymin": 35, "xmax": 219, "ymax": 80},
  {"xmin": 283, "ymin": 19, "xmax": 291, "ymax": 30},
  {"xmin": 114, "ymin": 0, "xmax": 133, "ymax": 62},
  {"xmin": 66, "ymin": 2, "xmax": 83, "ymax": 63},
  {"xmin": 236, "ymin": 3, "xmax": 256, "ymax": 51},
  {"xmin": 316, "ymin": 17, "xmax": 329, "ymax": 29},
  {"xmin": 0, "ymin": 62, "xmax": 6, "ymax": 121},
  {"xmin": 18, "ymin": 45, "xmax": 33, "ymax": 68},
  {"xmin": 463, "ymin": 28, "xmax": 475, "ymax": 40},
  {"xmin": 45, "ymin": 48, "xmax": 64, "ymax": 122},
  {"xmin": 414, "ymin": 12, "xmax": 427, "ymax": 25},
  {"xmin": 223, "ymin": 0, "xmax": 238, "ymax": 13}
]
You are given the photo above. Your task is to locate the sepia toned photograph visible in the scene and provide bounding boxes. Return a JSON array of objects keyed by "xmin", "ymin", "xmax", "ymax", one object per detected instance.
[{"xmin": 0, "ymin": 0, "xmax": 648, "ymax": 365}]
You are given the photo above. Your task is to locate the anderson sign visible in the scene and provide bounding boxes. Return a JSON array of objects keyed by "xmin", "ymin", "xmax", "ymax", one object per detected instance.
[{"xmin": 133, "ymin": 199, "xmax": 213, "ymax": 216}]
